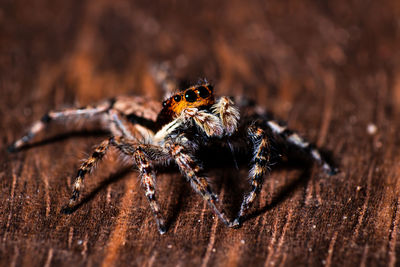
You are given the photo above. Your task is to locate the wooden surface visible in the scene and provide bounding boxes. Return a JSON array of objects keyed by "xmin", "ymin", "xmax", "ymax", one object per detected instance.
[{"xmin": 1, "ymin": 0, "xmax": 400, "ymax": 266}]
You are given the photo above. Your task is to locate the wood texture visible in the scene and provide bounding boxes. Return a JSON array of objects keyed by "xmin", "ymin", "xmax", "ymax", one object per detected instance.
[{"xmin": 1, "ymin": 0, "xmax": 400, "ymax": 266}]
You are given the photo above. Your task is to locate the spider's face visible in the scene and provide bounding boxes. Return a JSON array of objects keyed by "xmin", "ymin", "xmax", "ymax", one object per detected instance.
[
  {"xmin": 156, "ymin": 84, "xmax": 215, "ymax": 128},
  {"xmin": 165, "ymin": 84, "xmax": 215, "ymax": 114}
]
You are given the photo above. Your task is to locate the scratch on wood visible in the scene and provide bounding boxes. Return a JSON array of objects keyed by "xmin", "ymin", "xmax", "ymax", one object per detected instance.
[
  {"xmin": 81, "ymin": 233, "xmax": 89, "ymax": 258},
  {"xmin": 388, "ymin": 199, "xmax": 399, "ymax": 267},
  {"xmin": 200, "ymin": 189, "xmax": 225, "ymax": 267},
  {"xmin": 360, "ymin": 244, "xmax": 369, "ymax": 267},
  {"xmin": 4, "ymin": 173, "xmax": 17, "ymax": 242},
  {"xmin": 325, "ymin": 231, "xmax": 338, "ymax": 267},
  {"xmin": 102, "ymin": 177, "xmax": 136, "ymax": 267},
  {"xmin": 172, "ymin": 217, "xmax": 180, "ymax": 234},
  {"xmin": 201, "ymin": 214, "xmax": 219, "ymax": 267},
  {"xmin": 314, "ymin": 180, "xmax": 323, "ymax": 205},
  {"xmin": 44, "ymin": 248, "xmax": 53, "ymax": 267},
  {"xmin": 305, "ymin": 180, "xmax": 313, "ymax": 206},
  {"xmin": 278, "ymin": 252, "xmax": 287, "ymax": 267},
  {"xmin": 272, "ymin": 208, "xmax": 293, "ymax": 266},
  {"xmin": 222, "ymin": 241, "xmax": 242, "ymax": 267},
  {"xmin": 264, "ymin": 216, "xmax": 279, "ymax": 267},
  {"xmin": 147, "ymin": 251, "xmax": 158, "ymax": 267},
  {"xmin": 354, "ymin": 162, "xmax": 374, "ymax": 239},
  {"xmin": 42, "ymin": 172, "xmax": 51, "ymax": 217},
  {"xmin": 106, "ymin": 186, "xmax": 112, "ymax": 204},
  {"xmin": 199, "ymin": 201, "xmax": 208, "ymax": 233},
  {"xmin": 10, "ymin": 245, "xmax": 19, "ymax": 267},
  {"xmin": 68, "ymin": 227, "xmax": 74, "ymax": 249}
]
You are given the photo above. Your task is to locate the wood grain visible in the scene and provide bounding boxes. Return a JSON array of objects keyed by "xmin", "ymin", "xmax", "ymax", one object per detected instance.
[{"xmin": 1, "ymin": 0, "xmax": 400, "ymax": 266}]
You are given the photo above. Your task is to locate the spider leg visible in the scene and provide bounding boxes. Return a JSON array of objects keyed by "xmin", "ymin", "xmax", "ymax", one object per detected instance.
[
  {"xmin": 212, "ymin": 96, "xmax": 240, "ymax": 135},
  {"xmin": 61, "ymin": 138, "xmax": 111, "ymax": 213},
  {"xmin": 131, "ymin": 146, "xmax": 167, "ymax": 234},
  {"xmin": 107, "ymin": 109, "xmax": 154, "ymax": 141},
  {"xmin": 62, "ymin": 136, "xmax": 169, "ymax": 234},
  {"xmin": 110, "ymin": 137, "xmax": 169, "ymax": 234},
  {"xmin": 233, "ymin": 126, "xmax": 271, "ymax": 226},
  {"xmin": 8, "ymin": 100, "xmax": 113, "ymax": 152},
  {"xmin": 166, "ymin": 142, "xmax": 232, "ymax": 226},
  {"xmin": 266, "ymin": 120, "xmax": 338, "ymax": 175}
]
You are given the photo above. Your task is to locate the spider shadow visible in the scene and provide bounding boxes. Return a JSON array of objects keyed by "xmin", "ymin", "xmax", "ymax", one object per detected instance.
[
  {"xmin": 239, "ymin": 160, "xmax": 313, "ymax": 224},
  {"xmin": 59, "ymin": 161, "xmax": 185, "ymax": 233},
  {"xmin": 60, "ymin": 167, "xmax": 132, "ymax": 214},
  {"xmin": 237, "ymin": 144, "xmax": 338, "ymax": 224},
  {"xmin": 9, "ymin": 130, "xmax": 109, "ymax": 153},
  {"xmin": 200, "ymin": 142, "xmax": 335, "ymax": 226},
  {"xmin": 162, "ymin": 173, "xmax": 193, "ymax": 231}
]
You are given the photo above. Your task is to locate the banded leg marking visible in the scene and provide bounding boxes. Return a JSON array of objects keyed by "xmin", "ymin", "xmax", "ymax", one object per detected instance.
[
  {"xmin": 62, "ymin": 139, "xmax": 111, "ymax": 212},
  {"xmin": 109, "ymin": 137, "xmax": 168, "ymax": 234},
  {"xmin": 167, "ymin": 143, "xmax": 231, "ymax": 226},
  {"xmin": 63, "ymin": 136, "xmax": 168, "ymax": 234},
  {"xmin": 234, "ymin": 126, "xmax": 271, "ymax": 225},
  {"xmin": 266, "ymin": 120, "xmax": 337, "ymax": 174},
  {"xmin": 134, "ymin": 148, "xmax": 166, "ymax": 234},
  {"xmin": 9, "ymin": 101, "xmax": 112, "ymax": 151}
]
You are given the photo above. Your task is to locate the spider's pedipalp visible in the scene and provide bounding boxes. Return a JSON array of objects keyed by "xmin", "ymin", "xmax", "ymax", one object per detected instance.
[
  {"xmin": 180, "ymin": 108, "xmax": 224, "ymax": 137},
  {"xmin": 212, "ymin": 96, "xmax": 240, "ymax": 136}
]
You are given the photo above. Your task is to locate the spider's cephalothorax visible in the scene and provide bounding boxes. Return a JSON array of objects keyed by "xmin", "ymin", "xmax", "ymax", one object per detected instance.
[{"xmin": 9, "ymin": 80, "xmax": 337, "ymax": 234}]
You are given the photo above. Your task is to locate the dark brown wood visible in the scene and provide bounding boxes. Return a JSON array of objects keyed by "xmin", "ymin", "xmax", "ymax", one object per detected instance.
[{"xmin": 1, "ymin": 0, "xmax": 400, "ymax": 266}]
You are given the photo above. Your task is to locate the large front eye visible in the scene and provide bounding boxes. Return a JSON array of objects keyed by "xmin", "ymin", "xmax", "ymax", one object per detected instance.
[
  {"xmin": 184, "ymin": 90, "xmax": 197, "ymax": 102},
  {"xmin": 174, "ymin": 95, "xmax": 181, "ymax": 102},
  {"xmin": 196, "ymin": 86, "xmax": 210, "ymax": 98}
]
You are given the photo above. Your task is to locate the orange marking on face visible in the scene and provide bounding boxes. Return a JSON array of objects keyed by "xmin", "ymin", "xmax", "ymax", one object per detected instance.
[
  {"xmin": 173, "ymin": 86, "xmax": 214, "ymax": 114},
  {"xmin": 169, "ymin": 85, "xmax": 214, "ymax": 115},
  {"xmin": 156, "ymin": 84, "xmax": 215, "ymax": 128}
]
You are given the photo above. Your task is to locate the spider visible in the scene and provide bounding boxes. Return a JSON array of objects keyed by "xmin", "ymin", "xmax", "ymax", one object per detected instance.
[{"xmin": 8, "ymin": 80, "xmax": 337, "ymax": 234}]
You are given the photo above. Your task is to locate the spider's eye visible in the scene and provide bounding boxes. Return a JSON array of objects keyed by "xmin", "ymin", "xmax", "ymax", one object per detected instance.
[
  {"xmin": 196, "ymin": 86, "xmax": 210, "ymax": 98},
  {"xmin": 162, "ymin": 100, "xmax": 167, "ymax": 107},
  {"xmin": 207, "ymin": 85, "xmax": 213, "ymax": 92},
  {"xmin": 173, "ymin": 95, "xmax": 181, "ymax": 102},
  {"xmin": 184, "ymin": 90, "xmax": 197, "ymax": 102}
]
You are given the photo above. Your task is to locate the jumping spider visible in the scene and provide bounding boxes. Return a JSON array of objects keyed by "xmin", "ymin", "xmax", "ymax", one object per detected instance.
[{"xmin": 9, "ymin": 81, "xmax": 337, "ymax": 234}]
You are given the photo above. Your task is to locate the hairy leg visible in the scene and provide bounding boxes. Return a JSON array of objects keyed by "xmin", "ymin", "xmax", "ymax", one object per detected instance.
[
  {"xmin": 266, "ymin": 120, "xmax": 338, "ymax": 174},
  {"xmin": 107, "ymin": 109, "xmax": 154, "ymax": 141},
  {"xmin": 212, "ymin": 96, "xmax": 240, "ymax": 135},
  {"xmin": 8, "ymin": 100, "xmax": 113, "ymax": 151},
  {"xmin": 233, "ymin": 126, "xmax": 271, "ymax": 226},
  {"xmin": 62, "ymin": 136, "xmax": 169, "ymax": 234},
  {"xmin": 61, "ymin": 138, "xmax": 111, "ymax": 212},
  {"xmin": 166, "ymin": 142, "xmax": 232, "ymax": 226}
]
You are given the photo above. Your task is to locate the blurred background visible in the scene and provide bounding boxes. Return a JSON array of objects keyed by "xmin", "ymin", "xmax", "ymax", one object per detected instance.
[
  {"xmin": 2, "ymin": 0, "xmax": 399, "ymax": 115},
  {"xmin": 1, "ymin": 0, "xmax": 400, "ymax": 266}
]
